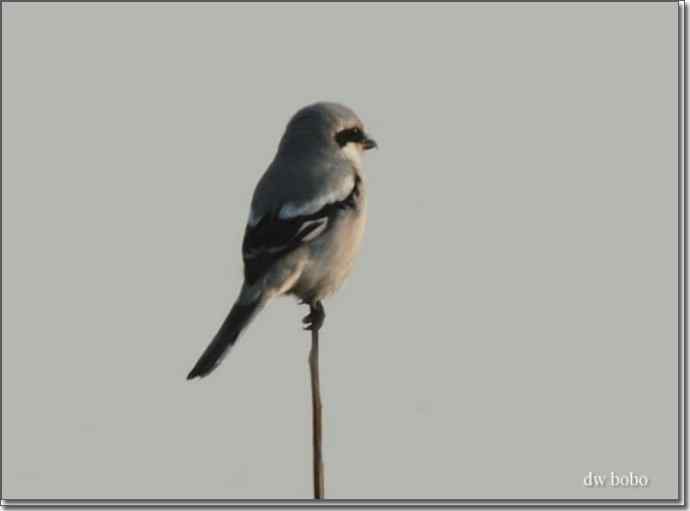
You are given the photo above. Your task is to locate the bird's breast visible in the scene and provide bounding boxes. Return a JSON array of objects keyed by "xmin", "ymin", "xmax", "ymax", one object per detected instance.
[{"xmin": 292, "ymin": 193, "xmax": 367, "ymax": 302}]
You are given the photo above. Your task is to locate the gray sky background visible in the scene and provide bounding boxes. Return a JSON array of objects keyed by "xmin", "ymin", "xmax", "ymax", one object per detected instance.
[{"xmin": 2, "ymin": 2, "xmax": 680, "ymax": 500}]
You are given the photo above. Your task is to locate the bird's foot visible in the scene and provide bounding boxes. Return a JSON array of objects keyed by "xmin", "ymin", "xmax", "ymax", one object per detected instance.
[{"xmin": 302, "ymin": 301, "xmax": 325, "ymax": 332}]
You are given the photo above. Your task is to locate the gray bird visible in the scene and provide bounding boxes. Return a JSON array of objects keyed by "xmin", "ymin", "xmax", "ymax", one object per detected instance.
[{"xmin": 187, "ymin": 102, "xmax": 377, "ymax": 379}]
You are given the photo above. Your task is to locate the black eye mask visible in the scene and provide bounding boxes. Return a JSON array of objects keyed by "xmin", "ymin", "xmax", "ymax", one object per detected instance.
[{"xmin": 335, "ymin": 127, "xmax": 365, "ymax": 147}]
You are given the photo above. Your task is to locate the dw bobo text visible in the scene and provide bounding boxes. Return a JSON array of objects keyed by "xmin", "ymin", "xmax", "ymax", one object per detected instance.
[{"xmin": 583, "ymin": 471, "xmax": 649, "ymax": 488}]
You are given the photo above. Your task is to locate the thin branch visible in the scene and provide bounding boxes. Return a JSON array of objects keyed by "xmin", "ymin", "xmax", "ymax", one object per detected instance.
[{"xmin": 309, "ymin": 327, "xmax": 324, "ymax": 499}]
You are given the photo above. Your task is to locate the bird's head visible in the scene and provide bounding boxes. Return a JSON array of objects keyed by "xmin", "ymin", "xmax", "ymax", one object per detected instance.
[{"xmin": 279, "ymin": 102, "xmax": 377, "ymax": 168}]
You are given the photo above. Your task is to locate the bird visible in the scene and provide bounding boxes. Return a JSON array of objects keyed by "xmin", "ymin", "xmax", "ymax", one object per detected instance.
[{"xmin": 187, "ymin": 102, "xmax": 377, "ymax": 380}]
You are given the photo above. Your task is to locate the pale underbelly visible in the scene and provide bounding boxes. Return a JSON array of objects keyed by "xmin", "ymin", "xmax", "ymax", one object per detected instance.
[{"xmin": 290, "ymin": 209, "xmax": 367, "ymax": 303}]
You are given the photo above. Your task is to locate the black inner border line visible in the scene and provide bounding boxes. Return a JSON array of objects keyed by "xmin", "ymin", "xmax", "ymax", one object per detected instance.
[
  {"xmin": 679, "ymin": 0, "xmax": 685, "ymax": 505},
  {"xmin": 678, "ymin": 0, "xmax": 688, "ymax": 506},
  {"xmin": 0, "ymin": 1, "xmax": 685, "ymax": 508},
  {"xmin": 0, "ymin": 0, "xmax": 682, "ymax": 3}
]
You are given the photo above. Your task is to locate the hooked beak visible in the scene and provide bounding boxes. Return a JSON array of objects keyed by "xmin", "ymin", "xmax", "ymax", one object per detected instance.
[{"xmin": 362, "ymin": 135, "xmax": 378, "ymax": 151}]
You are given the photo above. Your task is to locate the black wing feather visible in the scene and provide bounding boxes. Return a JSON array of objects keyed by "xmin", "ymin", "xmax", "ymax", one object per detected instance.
[{"xmin": 242, "ymin": 175, "xmax": 361, "ymax": 285}]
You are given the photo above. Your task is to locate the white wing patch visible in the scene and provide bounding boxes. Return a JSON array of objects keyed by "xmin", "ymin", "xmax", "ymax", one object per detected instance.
[
  {"xmin": 298, "ymin": 217, "xmax": 329, "ymax": 242},
  {"xmin": 243, "ymin": 217, "xmax": 329, "ymax": 260},
  {"xmin": 278, "ymin": 174, "xmax": 355, "ymax": 220}
]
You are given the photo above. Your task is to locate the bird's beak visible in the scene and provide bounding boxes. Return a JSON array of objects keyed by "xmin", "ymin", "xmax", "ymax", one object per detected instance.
[{"xmin": 362, "ymin": 135, "xmax": 378, "ymax": 151}]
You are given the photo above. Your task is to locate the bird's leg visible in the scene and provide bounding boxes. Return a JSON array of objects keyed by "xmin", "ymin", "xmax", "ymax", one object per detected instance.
[{"xmin": 302, "ymin": 301, "xmax": 326, "ymax": 331}]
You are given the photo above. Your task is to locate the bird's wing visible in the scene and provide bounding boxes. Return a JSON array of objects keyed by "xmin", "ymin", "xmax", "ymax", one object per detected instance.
[{"xmin": 242, "ymin": 174, "xmax": 361, "ymax": 285}]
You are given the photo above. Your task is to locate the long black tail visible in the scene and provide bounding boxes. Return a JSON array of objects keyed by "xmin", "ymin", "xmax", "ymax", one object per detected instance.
[{"xmin": 187, "ymin": 298, "xmax": 263, "ymax": 380}]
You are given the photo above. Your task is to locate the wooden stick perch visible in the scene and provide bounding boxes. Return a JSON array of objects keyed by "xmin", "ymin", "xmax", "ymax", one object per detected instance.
[{"xmin": 309, "ymin": 327, "xmax": 324, "ymax": 499}]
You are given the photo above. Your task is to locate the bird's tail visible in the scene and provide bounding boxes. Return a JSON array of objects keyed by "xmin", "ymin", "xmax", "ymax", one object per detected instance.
[{"xmin": 187, "ymin": 291, "xmax": 265, "ymax": 380}]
